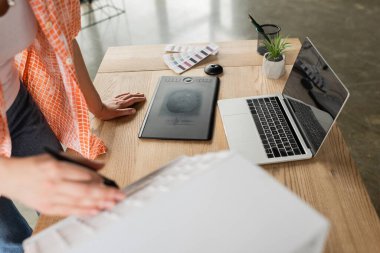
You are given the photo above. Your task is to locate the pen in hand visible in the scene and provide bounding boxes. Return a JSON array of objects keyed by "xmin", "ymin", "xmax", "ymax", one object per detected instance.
[{"xmin": 44, "ymin": 147, "xmax": 119, "ymax": 189}]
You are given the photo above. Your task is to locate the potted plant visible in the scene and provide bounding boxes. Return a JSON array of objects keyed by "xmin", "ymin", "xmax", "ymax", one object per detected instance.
[{"xmin": 262, "ymin": 35, "xmax": 290, "ymax": 79}]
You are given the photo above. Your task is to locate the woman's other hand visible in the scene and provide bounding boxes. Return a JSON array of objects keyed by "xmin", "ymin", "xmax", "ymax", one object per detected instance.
[{"xmin": 95, "ymin": 92, "xmax": 146, "ymax": 121}]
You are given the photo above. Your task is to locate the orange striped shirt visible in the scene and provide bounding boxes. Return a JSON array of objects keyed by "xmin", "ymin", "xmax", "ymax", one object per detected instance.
[{"xmin": 0, "ymin": 0, "xmax": 106, "ymax": 159}]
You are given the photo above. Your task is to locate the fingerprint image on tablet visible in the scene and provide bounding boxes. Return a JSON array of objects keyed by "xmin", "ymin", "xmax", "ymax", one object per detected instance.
[{"xmin": 165, "ymin": 90, "xmax": 201, "ymax": 115}]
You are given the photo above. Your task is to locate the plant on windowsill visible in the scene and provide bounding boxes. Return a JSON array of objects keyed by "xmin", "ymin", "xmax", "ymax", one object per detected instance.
[{"xmin": 262, "ymin": 35, "xmax": 290, "ymax": 79}]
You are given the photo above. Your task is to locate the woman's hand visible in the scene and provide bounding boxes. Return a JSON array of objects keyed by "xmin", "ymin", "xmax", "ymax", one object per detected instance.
[
  {"xmin": 0, "ymin": 154, "xmax": 125, "ymax": 216},
  {"xmin": 71, "ymin": 39, "xmax": 146, "ymax": 121},
  {"xmin": 95, "ymin": 92, "xmax": 146, "ymax": 121}
]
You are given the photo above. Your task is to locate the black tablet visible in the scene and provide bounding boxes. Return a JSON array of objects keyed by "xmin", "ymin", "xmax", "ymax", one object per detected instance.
[{"xmin": 139, "ymin": 76, "xmax": 219, "ymax": 140}]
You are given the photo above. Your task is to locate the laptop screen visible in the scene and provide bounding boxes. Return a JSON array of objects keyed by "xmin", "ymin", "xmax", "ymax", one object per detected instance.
[{"xmin": 282, "ymin": 38, "xmax": 349, "ymax": 155}]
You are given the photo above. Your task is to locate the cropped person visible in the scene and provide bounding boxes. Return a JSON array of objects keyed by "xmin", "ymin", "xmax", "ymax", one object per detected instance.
[{"xmin": 0, "ymin": 0, "xmax": 145, "ymax": 252}]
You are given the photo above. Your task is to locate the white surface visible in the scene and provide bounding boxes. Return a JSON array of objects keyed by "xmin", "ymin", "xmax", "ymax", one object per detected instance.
[{"xmin": 24, "ymin": 151, "xmax": 329, "ymax": 253}]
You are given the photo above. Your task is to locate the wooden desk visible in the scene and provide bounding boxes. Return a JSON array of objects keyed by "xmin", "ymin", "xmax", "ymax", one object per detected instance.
[{"xmin": 35, "ymin": 40, "xmax": 380, "ymax": 253}]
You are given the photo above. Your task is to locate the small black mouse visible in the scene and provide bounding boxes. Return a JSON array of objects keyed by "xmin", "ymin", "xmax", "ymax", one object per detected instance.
[{"xmin": 204, "ymin": 64, "xmax": 223, "ymax": 75}]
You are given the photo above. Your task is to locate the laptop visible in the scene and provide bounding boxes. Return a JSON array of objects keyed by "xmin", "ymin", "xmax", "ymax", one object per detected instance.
[{"xmin": 218, "ymin": 37, "xmax": 349, "ymax": 164}]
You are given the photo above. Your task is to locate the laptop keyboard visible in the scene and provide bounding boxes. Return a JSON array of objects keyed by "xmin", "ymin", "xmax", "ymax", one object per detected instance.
[
  {"xmin": 288, "ymin": 99, "xmax": 326, "ymax": 153},
  {"xmin": 247, "ymin": 97, "xmax": 305, "ymax": 158}
]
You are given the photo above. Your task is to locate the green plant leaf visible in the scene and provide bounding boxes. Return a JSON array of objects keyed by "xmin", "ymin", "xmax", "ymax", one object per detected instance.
[{"xmin": 263, "ymin": 35, "xmax": 290, "ymax": 61}]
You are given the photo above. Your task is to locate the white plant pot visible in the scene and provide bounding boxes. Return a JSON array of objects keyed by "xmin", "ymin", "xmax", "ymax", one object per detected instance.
[{"xmin": 262, "ymin": 53, "xmax": 285, "ymax": 79}]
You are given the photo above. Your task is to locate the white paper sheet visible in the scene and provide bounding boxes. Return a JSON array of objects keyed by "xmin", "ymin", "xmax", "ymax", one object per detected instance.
[{"xmin": 24, "ymin": 151, "xmax": 329, "ymax": 253}]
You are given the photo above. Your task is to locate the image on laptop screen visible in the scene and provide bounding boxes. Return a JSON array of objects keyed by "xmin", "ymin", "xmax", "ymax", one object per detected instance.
[{"xmin": 282, "ymin": 38, "xmax": 349, "ymax": 155}]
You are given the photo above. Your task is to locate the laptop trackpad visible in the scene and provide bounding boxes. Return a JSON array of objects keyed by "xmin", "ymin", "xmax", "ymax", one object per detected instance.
[
  {"xmin": 222, "ymin": 114, "xmax": 267, "ymax": 162},
  {"xmin": 222, "ymin": 114, "xmax": 258, "ymax": 142}
]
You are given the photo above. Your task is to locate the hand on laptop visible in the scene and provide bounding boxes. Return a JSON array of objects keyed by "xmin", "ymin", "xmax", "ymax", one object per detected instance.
[{"xmin": 0, "ymin": 154, "xmax": 125, "ymax": 216}]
